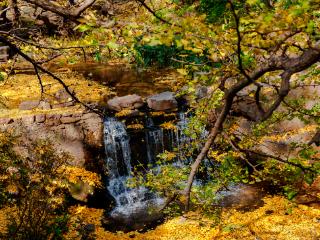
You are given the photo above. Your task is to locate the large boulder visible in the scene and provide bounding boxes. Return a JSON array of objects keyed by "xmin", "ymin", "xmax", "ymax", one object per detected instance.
[
  {"xmin": 107, "ymin": 94, "xmax": 144, "ymax": 111},
  {"xmin": 147, "ymin": 92, "xmax": 178, "ymax": 111},
  {"xmin": 0, "ymin": 111, "xmax": 104, "ymax": 167}
]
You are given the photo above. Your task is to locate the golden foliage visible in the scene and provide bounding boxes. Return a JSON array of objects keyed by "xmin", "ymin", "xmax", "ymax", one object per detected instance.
[
  {"xmin": 0, "ymin": 208, "xmax": 10, "ymax": 235},
  {"xmin": 115, "ymin": 109, "xmax": 137, "ymax": 117},
  {"xmin": 127, "ymin": 123, "xmax": 144, "ymax": 129},
  {"xmin": 0, "ymin": 73, "xmax": 112, "ymax": 117},
  {"xmin": 259, "ymin": 125, "xmax": 318, "ymax": 144},
  {"xmin": 220, "ymin": 196, "xmax": 320, "ymax": 240},
  {"xmin": 150, "ymin": 111, "xmax": 166, "ymax": 117},
  {"xmin": 65, "ymin": 206, "xmax": 132, "ymax": 240},
  {"xmin": 59, "ymin": 165, "xmax": 101, "ymax": 187},
  {"xmin": 64, "ymin": 196, "xmax": 320, "ymax": 240},
  {"xmin": 160, "ymin": 121, "xmax": 177, "ymax": 130}
]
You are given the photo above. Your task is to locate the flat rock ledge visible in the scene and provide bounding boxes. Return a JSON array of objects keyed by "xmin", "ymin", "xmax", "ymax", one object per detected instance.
[
  {"xmin": 106, "ymin": 91, "xmax": 179, "ymax": 112},
  {"xmin": 0, "ymin": 111, "xmax": 104, "ymax": 167}
]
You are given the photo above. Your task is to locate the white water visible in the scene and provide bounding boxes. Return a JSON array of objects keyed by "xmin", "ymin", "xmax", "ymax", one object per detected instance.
[
  {"xmin": 104, "ymin": 113, "xmax": 195, "ymax": 219},
  {"xmin": 104, "ymin": 117, "xmax": 165, "ymax": 218}
]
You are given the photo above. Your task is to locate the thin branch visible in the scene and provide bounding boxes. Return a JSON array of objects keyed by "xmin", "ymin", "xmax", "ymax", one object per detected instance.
[
  {"xmin": 0, "ymin": 35, "xmax": 102, "ymax": 116},
  {"xmin": 72, "ymin": 0, "xmax": 96, "ymax": 17},
  {"xmin": 170, "ymin": 57, "xmax": 210, "ymax": 66},
  {"xmin": 223, "ymin": 133, "xmax": 261, "ymax": 174},
  {"xmin": 228, "ymin": 0, "xmax": 252, "ymax": 82},
  {"xmin": 136, "ymin": 0, "xmax": 174, "ymax": 25},
  {"xmin": 243, "ymin": 149, "xmax": 317, "ymax": 173},
  {"xmin": 282, "ymin": 99, "xmax": 320, "ymax": 118},
  {"xmin": 34, "ymin": 65, "xmax": 44, "ymax": 96}
]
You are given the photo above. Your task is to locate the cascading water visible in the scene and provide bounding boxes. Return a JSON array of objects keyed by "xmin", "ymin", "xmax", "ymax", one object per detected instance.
[
  {"xmin": 104, "ymin": 117, "xmax": 165, "ymax": 220},
  {"xmin": 103, "ymin": 112, "xmax": 202, "ymax": 229},
  {"xmin": 103, "ymin": 112, "xmax": 254, "ymax": 231},
  {"xmin": 145, "ymin": 117, "xmax": 165, "ymax": 164}
]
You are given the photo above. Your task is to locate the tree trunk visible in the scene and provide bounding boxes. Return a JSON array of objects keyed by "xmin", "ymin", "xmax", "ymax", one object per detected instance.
[{"xmin": 183, "ymin": 92, "xmax": 235, "ymax": 210}]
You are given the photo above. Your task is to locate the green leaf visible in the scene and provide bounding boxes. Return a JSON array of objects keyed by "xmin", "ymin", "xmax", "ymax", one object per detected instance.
[
  {"xmin": 74, "ymin": 24, "xmax": 92, "ymax": 33},
  {"xmin": 107, "ymin": 41, "xmax": 119, "ymax": 49}
]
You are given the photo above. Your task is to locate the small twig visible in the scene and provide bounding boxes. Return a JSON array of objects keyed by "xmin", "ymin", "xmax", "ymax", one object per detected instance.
[
  {"xmin": 81, "ymin": 47, "xmax": 87, "ymax": 62},
  {"xmin": 36, "ymin": 53, "xmax": 63, "ymax": 64},
  {"xmin": 243, "ymin": 149, "xmax": 317, "ymax": 173},
  {"xmin": 136, "ymin": 0, "xmax": 175, "ymax": 26},
  {"xmin": 282, "ymin": 99, "xmax": 319, "ymax": 118},
  {"xmin": 223, "ymin": 133, "xmax": 261, "ymax": 174},
  {"xmin": 170, "ymin": 57, "xmax": 210, "ymax": 66}
]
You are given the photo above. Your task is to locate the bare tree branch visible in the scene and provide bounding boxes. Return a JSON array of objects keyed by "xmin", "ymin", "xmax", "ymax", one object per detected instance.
[
  {"xmin": 0, "ymin": 35, "xmax": 102, "ymax": 116},
  {"xmin": 136, "ymin": 0, "xmax": 174, "ymax": 25},
  {"xmin": 24, "ymin": 0, "xmax": 96, "ymax": 21}
]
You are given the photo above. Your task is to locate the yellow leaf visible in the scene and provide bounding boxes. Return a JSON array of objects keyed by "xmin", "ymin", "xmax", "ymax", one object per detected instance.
[{"xmin": 177, "ymin": 68, "xmax": 188, "ymax": 75}]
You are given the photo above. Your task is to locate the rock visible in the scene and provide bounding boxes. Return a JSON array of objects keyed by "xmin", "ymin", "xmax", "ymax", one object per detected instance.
[
  {"xmin": 21, "ymin": 115, "xmax": 34, "ymax": 125},
  {"xmin": 147, "ymin": 92, "xmax": 178, "ymax": 111},
  {"xmin": 0, "ymin": 110, "xmax": 104, "ymax": 168},
  {"xmin": 55, "ymin": 88, "xmax": 75, "ymax": 102},
  {"xmin": 61, "ymin": 112, "xmax": 73, "ymax": 117},
  {"xmin": 38, "ymin": 100, "xmax": 51, "ymax": 110},
  {"xmin": 51, "ymin": 101, "xmax": 75, "ymax": 109},
  {"xmin": 0, "ymin": 118, "xmax": 13, "ymax": 125},
  {"xmin": 60, "ymin": 115, "xmax": 81, "ymax": 124},
  {"xmin": 19, "ymin": 100, "xmax": 51, "ymax": 110},
  {"xmin": 80, "ymin": 113, "xmax": 103, "ymax": 147},
  {"xmin": 6, "ymin": 2, "xmax": 62, "ymax": 26},
  {"xmin": 107, "ymin": 94, "xmax": 144, "ymax": 111},
  {"xmin": 46, "ymin": 114, "xmax": 61, "ymax": 126},
  {"xmin": 63, "ymin": 124, "xmax": 83, "ymax": 141},
  {"xmin": 35, "ymin": 114, "xmax": 46, "ymax": 123},
  {"xmin": 81, "ymin": 112, "xmax": 101, "ymax": 121},
  {"xmin": 19, "ymin": 100, "xmax": 40, "ymax": 110},
  {"xmin": 296, "ymin": 176, "xmax": 320, "ymax": 206},
  {"xmin": 178, "ymin": 85, "xmax": 208, "ymax": 105},
  {"xmin": 196, "ymin": 86, "xmax": 208, "ymax": 99}
]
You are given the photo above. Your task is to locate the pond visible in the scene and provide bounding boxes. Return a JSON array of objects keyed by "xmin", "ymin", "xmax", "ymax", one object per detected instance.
[{"xmin": 69, "ymin": 63, "xmax": 174, "ymax": 97}]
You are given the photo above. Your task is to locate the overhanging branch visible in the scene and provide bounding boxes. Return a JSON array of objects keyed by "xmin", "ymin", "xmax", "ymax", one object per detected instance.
[
  {"xmin": 0, "ymin": 35, "xmax": 102, "ymax": 116},
  {"xmin": 24, "ymin": 0, "xmax": 96, "ymax": 21}
]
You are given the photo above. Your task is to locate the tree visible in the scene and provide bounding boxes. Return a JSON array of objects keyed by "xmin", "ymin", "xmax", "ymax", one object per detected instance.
[{"xmin": 180, "ymin": 0, "xmax": 320, "ymax": 210}]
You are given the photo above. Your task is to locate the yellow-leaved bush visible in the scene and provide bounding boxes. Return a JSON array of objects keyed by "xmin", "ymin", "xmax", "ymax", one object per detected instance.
[{"xmin": 0, "ymin": 132, "xmax": 101, "ymax": 238}]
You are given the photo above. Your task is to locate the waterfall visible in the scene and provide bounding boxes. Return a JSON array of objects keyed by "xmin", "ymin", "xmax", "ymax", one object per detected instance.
[
  {"xmin": 104, "ymin": 117, "xmax": 164, "ymax": 218},
  {"xmin": 145, "ymin": 117, "xmax": 164, "ymax": 164},
  {"xmin": 103, "ymin": 113, "xmax": 201, "ymax": 220}
]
